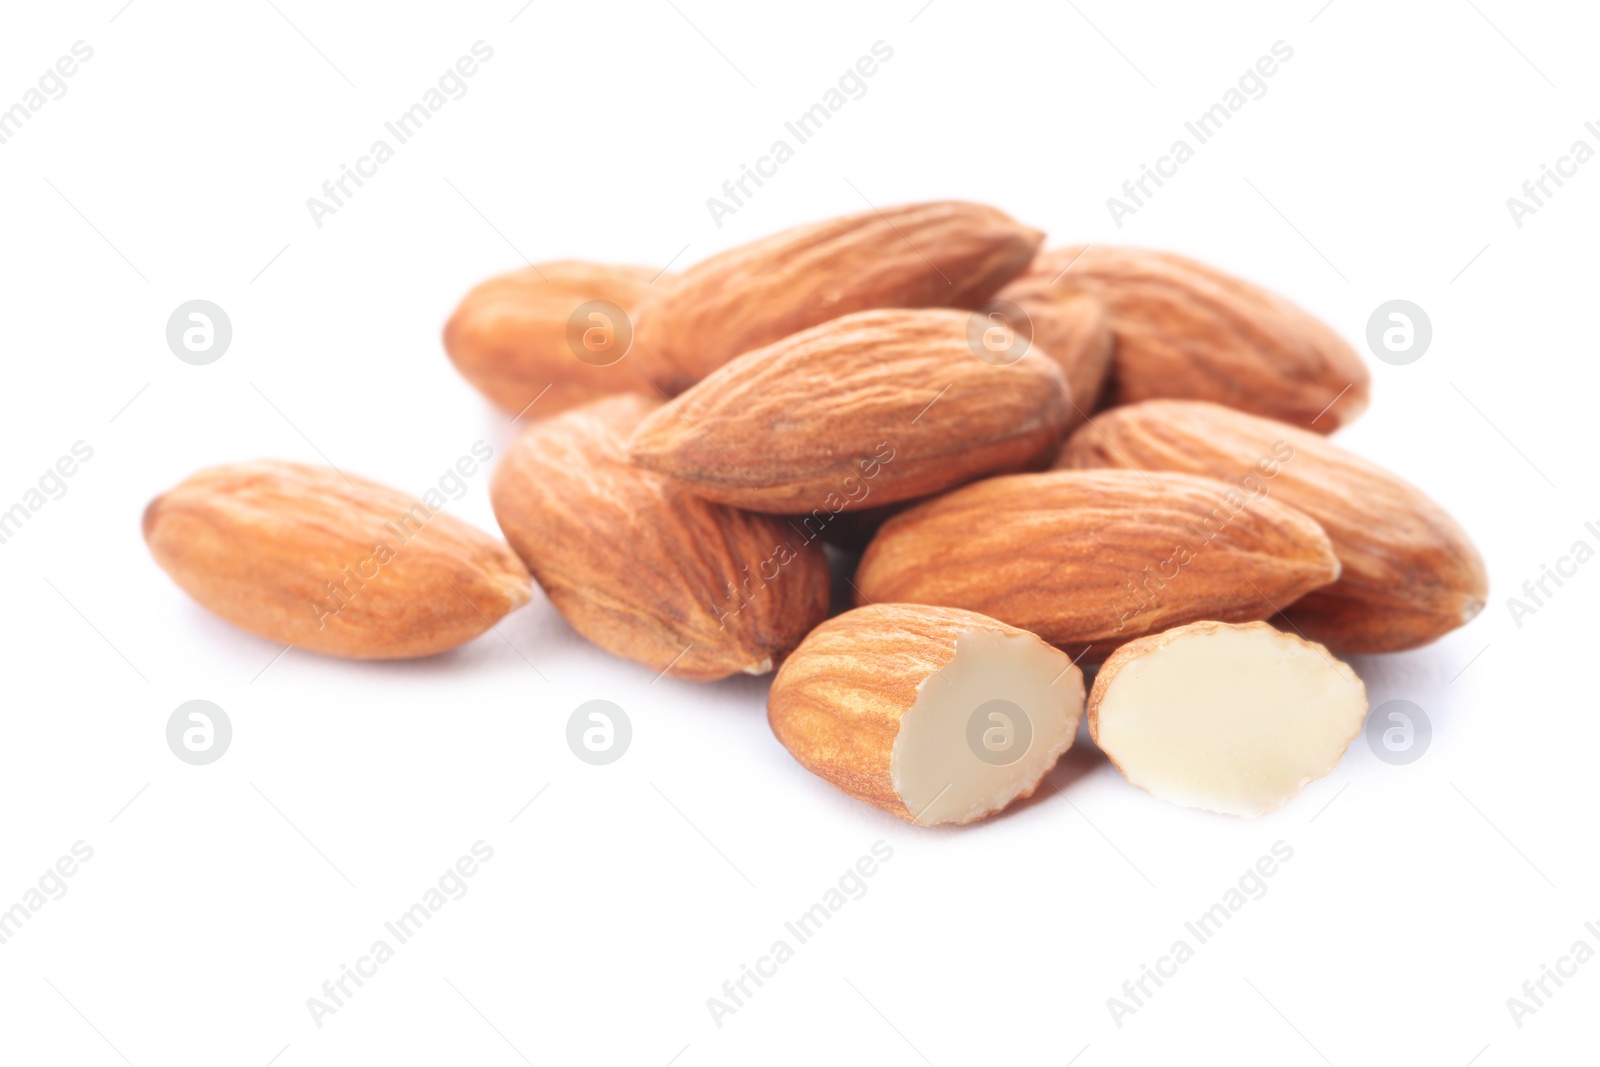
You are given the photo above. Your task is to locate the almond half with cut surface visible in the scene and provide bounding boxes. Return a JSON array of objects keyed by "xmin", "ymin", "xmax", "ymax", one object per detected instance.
[
  {"xmin": 633, "ymin": 200, "xmax": 1043, "ymax": 393},
  {"xmin": 1088, "ymin": 620, "xmax": 1368, "ymax": 817},
  {"xmin": 628, "ymin": 309, "xmax": 1073, "ymax": 514},
  {"xmin": 1040, "ymin": 245, "xmax": 1369, "ymax": 431},
  {"xmin": 490, "ymin": 394, "xmax": 830, "ymax": 681},
  {"xmin": 853, "ymin": 469, "xmax": 1341, "ymax": 660},
  {"xmin": 1059, "ymin": 400, "xmax": 1487, "ymax": 652},
  {"xmin": 768, "ymin": 603, "xmax": 1085, "ymax": 826},
  {"xmin": 143, "ymin": 461, "xmax": 532, "ymax": 659},
  {"xmin": 443, "ymin": 260, "xmax": 661, "ymax": 418}
]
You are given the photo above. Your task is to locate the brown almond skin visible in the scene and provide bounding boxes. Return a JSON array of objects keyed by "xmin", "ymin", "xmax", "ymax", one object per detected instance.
[
  {"xmin": 854, "ymin": 469, "xmax": 1341, "ymax": 660},
  {"xmin": 1059, "ymin": 400, "xmax": 1487, "ymax": 652},
  {"xmin": 768, "ymin": 603, "xmax": 1075, "ymax": 824},
  {"xmin": 628, "ymin": 309, "xmax": 1073, "ymax": 514},
  {"xmin": 143, "ymin": 462, "xmax": 532, "ymax": 659},
  {"xmin": 490, "ymin": 394, "xmax": 830, "ymax": 681},
  {"xmin": 988, "ymin": 275, "xmax": 1115, "ymax": 427},
  {"xmin": 1039, "ymin": 245, "xmax": 1370, "ymax": 431},
  {"xmin": 633, "ymin": 200, "xmax": 1044, "ymax": 393},
  {"xmin": 443, "ymin": 261, "xmax": 661, "ymax": 418}
]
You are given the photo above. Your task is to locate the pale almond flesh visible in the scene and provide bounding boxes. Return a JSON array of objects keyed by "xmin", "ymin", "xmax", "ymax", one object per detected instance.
[
  {"xmin": 768, "ymin": 603, "xmax": 1084, "ymax": 826},
  {"xmin": 1059, "ymin": 400, "xmax": 1487, "ymax": 652},
  {"xmin": 853, "ymin": 469, "xmax": 1341, "ymax": 660},
  {"xmin": 1039, "ymin": 245, "xmax": 1370, "ymax": 431},
  {"xmin": 144, "ymin": 461, "xmax": 532, "ymax": 659},
  {"xmin": 627, "ymin": 309, "xmax": 1073, "ymax": 514},
  {"xmin": 443, "ymin": 260, "xmax": 660, "ymax": 418},
  {"xmin": 1089, "ymin": 620, "xmax": 1368, "ymax": 817},
  {"xmin": 633, "ymin": 200, "xmax": 1044, "ymax": 393},
  {"xmin": 490, "ymin": 394, "xmax": 830, "ymax": 681}
]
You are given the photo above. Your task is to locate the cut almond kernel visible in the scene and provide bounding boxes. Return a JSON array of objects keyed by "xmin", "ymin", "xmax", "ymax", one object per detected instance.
[
  {"xmin": 1088, "ymin": 620, "xmax": 1368, "ymax": 817},
  {"xmin": 768, "ymin": 604, "xmax": 1084, "ymax": 826}
]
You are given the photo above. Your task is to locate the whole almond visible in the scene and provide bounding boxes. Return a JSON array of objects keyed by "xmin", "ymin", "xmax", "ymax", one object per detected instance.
[
  {"xmin": 490, "ymin": 394, "xmax": 830, "ymax": 681},
  {"xmin": 628, "ymin": 309, "xmax": 1073, "ymax": 514},
  {"xmin": 443, "ymin": 261, "xmax": 661, "ymax": 418},
  {"xmin": 1058, "ymin": 400, "xmax": 1487, "ymax": 652},
  {"xmin": 634, "ymin": 200, "xmax": 1044, "ymax": 392},
  {"xmin": 988, "ymin": 276, "xmax": 1114, "ymax": 426},
  {"xmin": 143, "ymin": 461, "xmax": 531, "ymax": 659},
  {"xmin": 854, "ymin": 469, "xmax": 1341, "ymax": 659},
  {"xmin": 1040, "ymin": 245, "xmax": 1369, "ymax": 431},
  {"xmin": 768, "ymin": 603, "xmax": 1084, "ymax": 826}
]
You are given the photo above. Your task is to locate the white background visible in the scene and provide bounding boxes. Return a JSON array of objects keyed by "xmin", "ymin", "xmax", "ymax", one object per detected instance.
[{"xmin": 1, "ymin": 1, "xmax": 1595, "ymax": 1064}]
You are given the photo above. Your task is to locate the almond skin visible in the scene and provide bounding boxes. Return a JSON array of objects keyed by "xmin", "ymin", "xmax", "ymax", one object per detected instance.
[
  {"xmin": 853, "ymin": 469, "xmax": 1341, "ymax": 659},
  {"xmin": 143, "ymin": 462, "xmax": 532, "ymax": 659},
  {"xmin": 627, "ymin": 309, "xmax": 1073, "ymax": 514},
  {"xmin": 768, "ymin": 603, "xmax": 1084, "ymax": 826},
  {"xmin": 490, "ymin": 394, "xmax": 830, "ymax": 681},
  {"xmin": 443, "ymin": 261, "xmax": 661, "ymax": 418},
  {"xmin": 989, "ymin": 274, "xmax": 1114, "ymax": 427},
  {"xmin": 1039, "ymin": 245, "xmax": 1369, "ymax": 431},
  {"xmin": 633, "ymin": 200, "xmax": 1044, "ymax": 393},
  {"xmin": 1058, "ymin": 400, "xmax": 1487, "ymax": 652}
]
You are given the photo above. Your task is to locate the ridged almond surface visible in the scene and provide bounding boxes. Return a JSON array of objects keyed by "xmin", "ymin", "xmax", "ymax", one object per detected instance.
[
  {"xmin": 990, "ymin": 272, "xmax": 1115, "ymax": 426},
  {"xmin": 1040, "ymin": 245, "xmax": 1369, "ymax": 431},
  {"xmin": 634, "ymin": 201, "xmax": 1043, "ymax": 392},
  {"xmin": 443, "ymin": 260, "xmax": 661, "ymax": 418},
  {"xmin": 768, "ymin": 604, "xmax": 1083, "ymax": 825},
  {"xmin": 628, "ymin": 309, "xmax": 1073, "ymax": 514},
  {"xmin": 490, "ymin": 394, "xmax": 830, "ymax": 681},
  {"xmin": 1059, "ymin": 400, "xmax": 1487, "ymax": 652},
  {"xmin": 143, "ymin": 462, "xmax": 531, "ymax": 659},
  {"xmin": 854, "ymin": 469, "xmax": 1341, "ymax": 659}
]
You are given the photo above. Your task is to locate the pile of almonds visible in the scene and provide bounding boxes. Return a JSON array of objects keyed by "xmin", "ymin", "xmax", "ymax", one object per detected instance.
[{"xmin": 144, "ymin": 201, "xmax": 1487, "ymax": 824}]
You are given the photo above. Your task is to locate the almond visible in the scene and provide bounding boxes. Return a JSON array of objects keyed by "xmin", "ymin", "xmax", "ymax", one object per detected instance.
[
  {"xmin": 1088, "ymin": 620, "xmax": 1367, "ymax": 816},
  {"xmin": 143, "ymin": 461, "xmax": 531, "ymax": 659},
  {"xmin": 490, "ymin": 394, "xmax": 830, "ymax": 681},
  {"xmin": 1039, "ymin": 245, "xmax": 1369, "ymax": 431},
  {"xmin": 443, "ymin": 260, "xmax": 661, "ymax": 418},
  {"xmin": 633, "ymin": 200, "xmax": 1043, "ymax": 393},
  {"xmin": 628, "ymin": 309, "xmax": 1072, "ymax": 514},
  {"xmin": 988, "ymin": 275, "xmax": 1114, "ymax": 426},
  {"xmin": 853, "ymin": 469, "xmax": 1340, "ymax": 659},
  {"xmin": 1058, "ymin": 399, "xmax": 1488, "ymax": 652},
  {"xmin": 768, "ymin": 603, "xmax": 1084, "ymax": 826}
]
